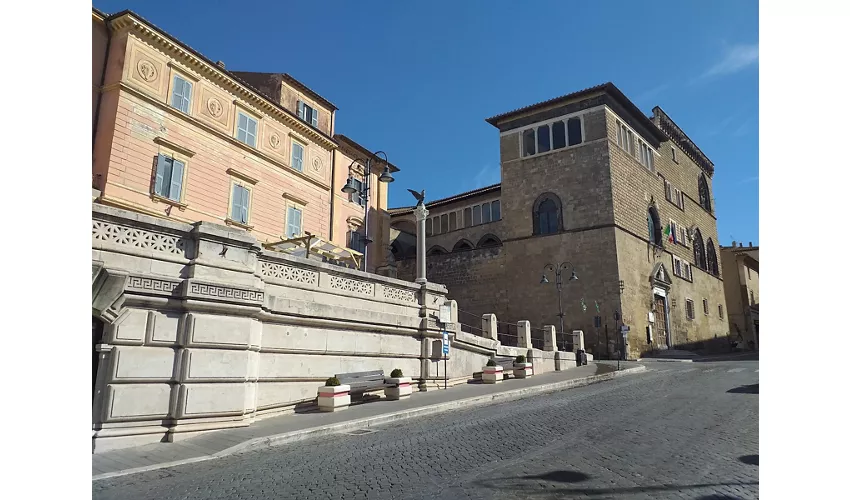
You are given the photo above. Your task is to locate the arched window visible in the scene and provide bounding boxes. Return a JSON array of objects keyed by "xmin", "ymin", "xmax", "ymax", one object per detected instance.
[
  {"xmin": 698, "ymin": 174, "xmax": 712, "ymax": 212},
  {"xmin": 693, "ymin": 228, "xmax": 706, "ymax": 270},
  {"xmin": 647, "ymin": 206, "xmax": 662, "ymax": 246},
  {"xmin": 532, "ymin": 193, "xmax": 562, "ymax": 235},
  {"xmin": 706, "ymin": 238, "xmax": 719, "ymax": 276},
  {"xmin": 452, "ymin": 239, "xmax": 474, "ymax": 252},
  {"xmin": 426, "ymin": 245, "xmax": 448, "ymax": 256},
  {"xmin": 477, "ymin": 234, "xmax": 502, "ymax": 248}
]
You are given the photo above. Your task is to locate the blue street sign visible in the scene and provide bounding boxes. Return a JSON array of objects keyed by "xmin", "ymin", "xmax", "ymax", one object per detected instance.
[{"xmin": 442, "ymin": 331, "xmax": 450, "ymax": 355}]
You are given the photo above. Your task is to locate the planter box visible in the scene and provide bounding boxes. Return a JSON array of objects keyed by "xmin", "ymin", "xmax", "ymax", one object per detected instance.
[
  {"xmin": 482, "ymin": 365, "xmax": 504, "ymax": 384},
  {"xmin": 384, "ymin": 377, "xmax": 413, "ymax": 400},
  {"xmin": 317, "ymin": 384, "xmax": 351, "ymax": 412},
  {"xmin": 513, "ymin": 362, "xmax": 533, "ymax": 378}
]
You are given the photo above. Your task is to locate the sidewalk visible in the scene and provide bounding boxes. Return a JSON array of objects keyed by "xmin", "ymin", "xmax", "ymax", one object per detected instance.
[
  {"xmin": 92, "ymin": 362, "xmax": 645, "ymax": 481},
  {"xmin": 637, "ymin": 350, "xmax": 759, "ymax": 363}
]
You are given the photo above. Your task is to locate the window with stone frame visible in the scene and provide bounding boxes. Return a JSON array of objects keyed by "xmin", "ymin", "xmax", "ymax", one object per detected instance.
[
  {"xmin": 692, "ymin": 228, "xmax": 706, "ymax": 270},
  {"xmin": 698, "ymin": 173, "xmax": 712, "ymax": 212},
  {"xmin": 533, "ymin": 193, "xmax": 562, "ymax": 235},
  {"xmin": 706, "ymin": 238, "xmax": 719, "ymax": 276},
  {"xmin": 647, "ymin": 206, "xmax": 663, "ymax": 246},
  {"xmin": 685, "ymin": 299, "xmax": 695, "ymax": 320}
]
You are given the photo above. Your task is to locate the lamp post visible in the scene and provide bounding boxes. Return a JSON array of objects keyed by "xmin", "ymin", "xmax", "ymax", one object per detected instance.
[
  {"xmin": 540, "ymin": 262, "xmax": 578, "ymax": 351},
  {"xmin": 341, "ymin": 151, "xmax": 394, "ymax": 271}
]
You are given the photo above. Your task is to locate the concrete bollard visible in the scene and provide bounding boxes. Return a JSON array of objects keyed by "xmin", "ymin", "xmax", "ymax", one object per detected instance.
[
  {"xmin": 517, "ymin": 320, "xmax": 532, "ymax": 348},
  {"xmin": 482, "ymin": 314, "xmax": 498, "ymax": 341},
  {"xmin": 543, "ymin": 325, "xmax": 557, "ymax": 351}
]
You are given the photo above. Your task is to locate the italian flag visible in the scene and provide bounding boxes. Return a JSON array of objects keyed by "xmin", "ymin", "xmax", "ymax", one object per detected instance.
[{"xmin": 664, "ymin": 224, "xmax": 673, "ymax": 243}]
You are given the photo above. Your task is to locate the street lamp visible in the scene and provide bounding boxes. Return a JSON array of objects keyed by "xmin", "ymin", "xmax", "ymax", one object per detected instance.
[
  {"xmin": 341, "ymin": 151, "xmax": 394, "ymax": 271},
  {"xmin": 540, "ymin": 262, "xmax": 578, "ymax": 351}
]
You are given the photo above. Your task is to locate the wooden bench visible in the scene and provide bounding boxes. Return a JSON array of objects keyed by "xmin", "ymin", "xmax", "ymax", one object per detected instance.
[{"xmin": 335, "ymin": 370, "xmax": 392, "ymax": 396}]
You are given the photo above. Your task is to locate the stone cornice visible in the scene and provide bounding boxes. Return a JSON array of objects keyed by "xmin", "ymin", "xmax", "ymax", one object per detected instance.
[{"xmin": 109, "ymin": 13, "xmax": 338, "ymax": 151}]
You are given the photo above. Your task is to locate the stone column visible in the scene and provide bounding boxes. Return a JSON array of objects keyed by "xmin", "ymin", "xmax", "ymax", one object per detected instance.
[
  {"xmin": 517, "ymin": 320, "xmax": 532, "ymax": 348},
  {"xmin": 572, "ymin": 330, "xmax": 585, "ymax": 352},
  {"xmin": 414, "ymin": 204, "xmax": 429, "ymax": 284},
  {"xmin": 543, "ymin": 325, "xmax": 557, "ymax": 351},
  {"xmin": 482, "ymin": 314, "xmax": 498, "ymax": 341}
]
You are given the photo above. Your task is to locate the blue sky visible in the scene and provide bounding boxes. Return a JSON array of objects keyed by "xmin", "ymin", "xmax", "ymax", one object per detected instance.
[{"xmin": 95, "ymin": 0, "xmax": 758, "ymax": 246}]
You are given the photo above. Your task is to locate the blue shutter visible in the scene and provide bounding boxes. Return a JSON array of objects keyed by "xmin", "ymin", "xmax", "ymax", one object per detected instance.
[
  {"xmin": 292, "ymin": 143, "xmax": 303, "ymax": 171},
  {"xmin": 154, "ymin": 154, "xmax": 168, "ymax": 196},
  {"xmin": 297, "ymin": 101, "xmax": 304, "ymax": 120},
  {"xmin": 169, "ymin": 159, "xmax": 184, "ymax": 201},
  {"xmin": 247, "ymin": 117, "xmax": 257, "ymax": 146},
  {"xmin": 171, "ymin": 77, "xmax": 182, "ymax": 110},
  {"xmin": 311, "ymin": 108, "xmax": 319, "ymax": 127},
  {"xmin": 293, "ymin": 208, "xmax": 302, "ymax": 236},
  {"xmin": 231, "ymin": 185, "xmax": 241, "ymax": 222},
  {"xmin": 182, "ymin": 80, "xmax": 192, "ymax": 113},
  {"xmin": 240, "ymin": 186, "xmax": 249, "ymax": 223}
]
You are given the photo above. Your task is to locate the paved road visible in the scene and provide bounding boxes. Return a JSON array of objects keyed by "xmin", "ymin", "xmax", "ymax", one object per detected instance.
[{"xmin": 93, "ymin": 359, "xmax": 759, "ymax": 500}]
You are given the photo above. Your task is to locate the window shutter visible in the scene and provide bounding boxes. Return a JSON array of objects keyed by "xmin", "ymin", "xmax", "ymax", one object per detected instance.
[
  {"xmin": 154, "ymin": 154, "xmax": 169, "ymax": 196},
  {"xmin": 183, "ymin": 80, "xmax": 192, "ymax": 112},
  {"xmin": 293, "ymin": 208, "xmax": 302, "ymax": 235},
  {"xmin": 169, "ymin": 159, "xmax": 184, "ymax": 201},
  {"xmin": 665, "ymin": 181, "xmax": 672, "ymax": 201},
  {"xmin": 240, "ymin": 186, "xmax": 249, "ymax": 223},
  {"xmin": 297, "ymin": 101, "xmax": 304, "ymax": 120},
  {"xmin": 231, "ymin": 185, "xmax": 241, "ymax": 222},
  {"xmin": 672, "ymin": 221, "xmax": 678, "ymax": 243},
  {"xmin": 311, "ymin": 109, "xmax": 319, "ymax": 127},
  {"xmin": 247, "ymin": 117, "xmax": 257, "ymax": 139},
  {"xmin": 171, "ymin": 79, "xmax": 181, "ymax": 110}
]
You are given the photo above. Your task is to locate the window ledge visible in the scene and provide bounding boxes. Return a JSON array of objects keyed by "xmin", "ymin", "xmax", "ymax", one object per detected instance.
[
  {"xmin": 225, "ymin": 218, "xmax": 254, "ymax": 231},
  {"xmin": 151, "ymin": 194, "xmax": 188, "ymax": 211}
]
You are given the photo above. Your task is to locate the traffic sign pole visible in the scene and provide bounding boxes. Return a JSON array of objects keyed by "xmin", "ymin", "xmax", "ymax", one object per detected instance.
[{"xmin": 442, "ymin": 331, "xmax": 450, "ymax": 389}]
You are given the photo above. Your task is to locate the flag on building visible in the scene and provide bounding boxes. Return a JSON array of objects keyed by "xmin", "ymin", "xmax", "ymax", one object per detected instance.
[
  {"xmin": 595, "ymin": 300, "xmax": 600, "ymax": 313},
  {"xmin": 581, "ymin": 298, "xmax": 587, "ymax": 312},
  {"xmin": 664, "ymin": 223, "xmax": 673, "ymax": 243}
]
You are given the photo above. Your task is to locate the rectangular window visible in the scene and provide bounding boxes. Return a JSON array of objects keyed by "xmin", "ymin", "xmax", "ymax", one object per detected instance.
[
  {"xmin": 718, "ymin": 304, "xmax": 724, "ymax": 319},
  {"xmin": 673, "ymin": 256, "xmax": 682, "ymax": 276},
  {"xmin": 537, "ymin": 125, "xmax": 551, "ymax": 153},
  {"xmin": 349, "ymin": 231, "xmax": 365, "ymax": 253},
  {"xmin": 472, "ymin": 205, "xmax": 482, "ymax": 225},
  {"xmin": 433, "ymin": 216, "xmax": 441, "ymax": 235},
  {"xmin": 617, "ymin": 121, "xmax": 625, "ymax": 149},
  {"xmin": 236, "ymin": 112, "xmax": 258, "ymax": 147},
  {"xmin": 674, "ymin": 188, "xmax": 682, "ymax": 209},
  {"xmin": 567, "ymin": 117, "xmax": 582, "ymax": 146},
  {"xmin": 491, "ymin": 200, "xmax": 501, "ymax": 221},
  {"xmin": 703, "ymin": 299, "xmax": 709, "ymax": 315},
  {"xmin": 449, "ymin": 212, "xmax": 458, "ymax": 232},
  {"xmin": 552, "ymin": 121, "xmax": 567, "ymax": 150},
  {"xmin": 153, "ymin": 154, "xmax": 185, "ymax": 202},
  {"xmin": 463, "ymin": 207, "xmax": 472, "ymax": 228},
  {"xmin": 291, "ymin": 141, "xmax": 304, "ymax": 172},
  {"xmin": 440, "ymin": 214, "xmax": 448, "ymax": 233},
  {"xmin": 685, "ymin": 262, "xmax": 692, "ymax": 281},
  {"xmin": 230, "ymin": 184, "xmax": 250, "ymax": 224},
  {"xmin": 482, "ymin": 202, "xmax": 492, "ymax": 223},
  {"xmin": 297, "ymin": 101, "xmax": 319, "ymax": 127},
  {"xmin": 426, "ymin": 218, "xmax": 433, "ymax": 236},
  {"xmin": 671, "ymin": 220, "xmax": 678, "ymax": 244},
  {"xmin": 349, "ymin": 178, "xmax": 366, "ymax": 207},
  {"xmin": 522, "ymin": 129, "xmax": 536, "ymax": 157},
  {"xmin": 170, "ymin": 75, "xmax": 192, "ymax": 114},
  {"xmin": 672, "ymin": 147, "xmax": 678, "ymax": 163},
  {"xmin": 286, "ymin": 205, "xmax": 302, "ymax": 238},
  {"xmin": 686, "ymin": 299, "xmax": 695, "ymax": 320}
]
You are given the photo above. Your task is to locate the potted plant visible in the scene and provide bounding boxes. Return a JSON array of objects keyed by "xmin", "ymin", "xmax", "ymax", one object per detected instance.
[
  {"xmin": 317, "ymin": 376, "xmax": 351, "ymax": 412},
  {"xmin": 385, "ymin": 368, "xmax": 413, "ymax": 400},
  {"xmin": 482, "ymin": 358, "xmax": 503, "ymax": 384},
  {"xmin": 513, "ymin": 355, "xmax": 533, "ymax": 379}
]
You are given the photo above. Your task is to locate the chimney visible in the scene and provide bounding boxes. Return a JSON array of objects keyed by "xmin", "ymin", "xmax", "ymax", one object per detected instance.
[
  {"xmin": 739, "ymin": 243, "xmax": 743, "ymax": 247},
  {"xmin": 748, "ymin": 241, "xmax": 752, "ymax": 247},
  {"xmin": 216, "ymin": 60, "xmax": 226, "ymax": 69},
  {"xmin": 731, "ymin": 240, "xmax": 736, "ymax": 248}
]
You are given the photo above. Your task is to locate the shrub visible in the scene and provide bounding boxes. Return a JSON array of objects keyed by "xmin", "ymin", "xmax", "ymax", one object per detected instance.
[
  {"xmin": 515, "ymin": 355, "xmax": 526, "ymax": 364},
  {"xmin": 325, "ymin": 376, "xmax": 341, "ymax": 387},
  {"xmin": 390, "ymin": 368, "xmax": 404, "ymax": 378},
  {"xmin": 486, "ymin": 359, "xmax": 497, "ymax": 367}
]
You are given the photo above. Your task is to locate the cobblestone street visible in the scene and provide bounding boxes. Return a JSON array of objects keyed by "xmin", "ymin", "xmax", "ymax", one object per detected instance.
[{"xmin": 93, "ymin": 359, "xmax": 759, "ymax": 500}]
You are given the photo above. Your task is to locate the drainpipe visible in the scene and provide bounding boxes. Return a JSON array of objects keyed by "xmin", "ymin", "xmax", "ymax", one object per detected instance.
[
  {"xmin": 329, "ymin": 128, "xmax": 336, "ymax": 242},
  {"xmin": 93, "ymin": 16, "xmax": 112, "ymax": 152}
]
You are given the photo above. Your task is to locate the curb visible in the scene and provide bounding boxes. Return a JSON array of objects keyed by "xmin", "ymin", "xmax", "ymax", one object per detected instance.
[
  {"xmin": 93, "ymin": 365, "xmax": 646, "ymax": 481},
  {"xmin": 636, "ymin": 358, "xmax": 694, "ymax": 363}
]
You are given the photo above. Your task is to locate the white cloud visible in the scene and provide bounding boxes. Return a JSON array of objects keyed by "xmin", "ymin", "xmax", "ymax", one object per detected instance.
[
  {"xmin": 700, "ymin": 43, "xmax": 759, "ymax": 80},
  {"xmin": 472, "ymin": 165, "xmax": 500, "ymax": 189}
]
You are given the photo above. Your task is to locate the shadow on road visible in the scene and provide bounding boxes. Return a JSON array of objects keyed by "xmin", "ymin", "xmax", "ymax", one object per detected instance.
[
  {"xmin": 727, "ymin": 384, "xmax": 759, "ymax": 394},
  {"xmin": 739, "ymin": 454, "xmax": 759, "ymax": 466},
  {"xmin": 471, "ymin": 471, "xmax": 758, "ymax": 498},
  {"xmin": 695, "ymin": 495, "xmax": 746, "ymax": 500}
]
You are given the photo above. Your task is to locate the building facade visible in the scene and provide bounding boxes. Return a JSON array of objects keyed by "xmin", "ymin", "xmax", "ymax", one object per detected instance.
[
  {"xmin": 92, "ymin": 9, "xmax": 396, "ymax": 274},
  {"xmin": 720, "ymin": 242, "xmax": 759, "ymax": 350},
  {"xmin": 392, "ymin": 83, "xmax": 730, "ymax": 359}
]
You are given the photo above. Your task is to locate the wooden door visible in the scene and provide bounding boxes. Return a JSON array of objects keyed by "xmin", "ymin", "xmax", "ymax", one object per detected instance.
[{"xmin": 653, "ymin": 295, "xmax": 669, "ymax": 348}]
